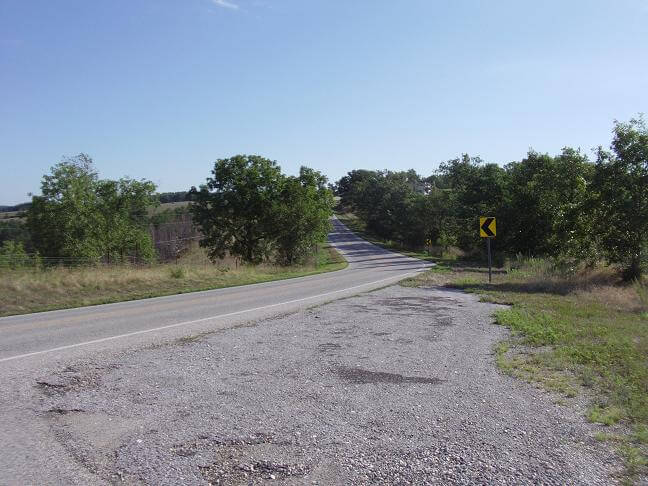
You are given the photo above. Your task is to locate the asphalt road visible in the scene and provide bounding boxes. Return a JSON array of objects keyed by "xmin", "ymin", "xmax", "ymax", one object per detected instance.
[
  {"xmin": 0, "ymin": 217, "xmax": 431, "ymax": 365},
  {"xmin": 0, "ymin": 217, "xmax": 432, "ymax": 484},
  {"xmin": 36, "ymin": 286, "xmax": 615, "ymax": 485}
]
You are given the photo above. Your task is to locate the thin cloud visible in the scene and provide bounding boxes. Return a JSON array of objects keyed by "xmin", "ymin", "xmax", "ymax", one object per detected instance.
[{"xmin": 212, "ymin": 0, "xmax": 239, "ymax": 9}]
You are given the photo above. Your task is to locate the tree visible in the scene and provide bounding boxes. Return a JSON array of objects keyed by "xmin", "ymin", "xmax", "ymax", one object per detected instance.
[
  {"xmin": 274, "ymin": 167, "xmax": 333, "ymax": 265},
  {"xmin": 0, "ymin": 241, "xmax": 31, "ymax": 269},
  {"xmin": 336, "ymin": 169, "xmax": 382, "ymax": 212},
  {"xmin": 95, "ymin": 177, "xmax": 158, "ymax": 262},
  {"xmin": 504, "ymin": 149, "xmax": 594, "ymax": 260},
  {"xmin": 0, "ymin": 220, "xmax": 33, "ymax": 252},
  {"xmin": 27, "ymin": 154, "xmax": 157, "ymax": 263},
  {"xmin": 27, "ymin": 154, "xmax": 101, "ymax": 260},
  {"xmin": 593, "ymin": 117, "xmax": 648, "ymax": 280},
  {"xmin": 191, "ymin": 155, "xmax": 333, "ymax": 265},
  {"xmin": 437, "ymin": 155, "xmax": 508, "ymax": 252},
  {"xmin": 424, "ymin": 187, "xmax": 455, "ymax": 250},
  {"xmin": 190, "ymin": 155, "xmax": 284, "ymax": 264}
]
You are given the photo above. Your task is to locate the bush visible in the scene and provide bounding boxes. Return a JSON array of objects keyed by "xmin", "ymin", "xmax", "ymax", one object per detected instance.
[
  {"xmin": 168, "ymin": 266, "xmax": 186, "ymax": 279},
  {"xmin": 0, "ymin": 241, "xmax": 33, "ymax": 269}
]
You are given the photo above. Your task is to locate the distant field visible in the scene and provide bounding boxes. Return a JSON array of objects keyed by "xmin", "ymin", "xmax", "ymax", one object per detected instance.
[
  {"xmin": 149, "ymin": 201, "xmax": 191, "ymax": 214},
  {"xmin": 0, "ymin": 201, "xmax": 189, "ymax": 219},
  {"xmin": 0, "ymin": 211, "xmax": 24, "ymax": 220}
]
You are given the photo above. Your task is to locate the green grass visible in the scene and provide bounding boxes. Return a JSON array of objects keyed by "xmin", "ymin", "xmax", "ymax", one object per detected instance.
[
  {"xmin": 403, "ymin": 260, "xmax": 648, "ymax": 481},
  {"xmin": 0, "ymin": 244, "xmax": 347, "ymax": 317}
]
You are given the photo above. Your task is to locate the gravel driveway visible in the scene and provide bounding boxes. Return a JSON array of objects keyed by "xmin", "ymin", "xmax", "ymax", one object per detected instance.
[{"xmin": 36, "ymin": 284, "xmax": 619, "ymax": 485}]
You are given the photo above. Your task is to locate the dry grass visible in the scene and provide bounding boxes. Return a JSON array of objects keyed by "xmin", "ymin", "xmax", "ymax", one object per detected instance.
[
  {"xmin": 576, "ymin": 284, "xmax": 647, "ymax": 313},
  {"xmin": 409, "ymin": 260, "xmax": 647, "ymax": 314},
  {"xmin": 0, "ymin": 211, "xmax": 23, "ymax": 219},
  {"xmin": 0, "ymin": 245, "xmax": 347, "ymax": 317},
  {"xmin": 148, "ymin": 201, "xmax": 191, "ymax": 215}
]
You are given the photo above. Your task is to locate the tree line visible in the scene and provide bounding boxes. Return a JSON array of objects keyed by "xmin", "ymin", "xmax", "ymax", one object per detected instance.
[
  {"xmin": 1, "ymin": 154, "xmax": 334, "ymax": 267},
  {"xmin": 2, "ymin": 116, "xmax": 645, "ymax": 276},
  {"xmin": 336, "ymin": 117, "xmax": 648, "ymax": 280}
]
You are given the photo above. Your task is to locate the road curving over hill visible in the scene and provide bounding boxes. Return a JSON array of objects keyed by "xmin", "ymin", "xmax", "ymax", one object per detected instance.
[
  {"xmin": 0, "ymin": 217, "xmax": 432, "ymax": 365},
  {"xmin": 0, "ymin": 219, "xmax": 620, "ymax": 485}
]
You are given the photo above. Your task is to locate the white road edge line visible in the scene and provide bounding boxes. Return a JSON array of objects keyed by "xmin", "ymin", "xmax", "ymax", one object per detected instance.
[{"xmin": 0, "ymin": 269, "xmax": 426, "ymax": 364}]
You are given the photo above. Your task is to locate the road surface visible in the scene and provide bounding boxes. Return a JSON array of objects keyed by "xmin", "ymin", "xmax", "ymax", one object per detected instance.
[
  {"xmin": 0, "ymin": 218, "xmax": 432, "ymax": 484},
  {"xmin": 0, "ymin": 219, "xmax": 618, "ymax": 484},
  {"xmin": 0, "ymin": 218, "xmax": 431, "ymax": 365}
]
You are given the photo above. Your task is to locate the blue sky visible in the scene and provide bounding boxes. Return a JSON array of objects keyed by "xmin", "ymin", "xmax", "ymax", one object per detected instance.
[{"xmin": 1, "ymin": 0, "xmax": 647, "ymax": 204}]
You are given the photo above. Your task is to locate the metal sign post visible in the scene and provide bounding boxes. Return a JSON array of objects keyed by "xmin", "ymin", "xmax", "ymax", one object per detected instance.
[
  {"xmin": 487, "ymin": 237, "xmax": 492, "ymax": 283},
  {"xmin": 479, "ymin": 217, "xmax": 496, "ymax": 284}
]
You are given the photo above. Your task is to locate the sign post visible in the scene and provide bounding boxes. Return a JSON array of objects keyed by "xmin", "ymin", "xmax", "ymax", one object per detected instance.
[{"xmin": 479, "ymin": 217, "xmax": 496, "ymax": 283}]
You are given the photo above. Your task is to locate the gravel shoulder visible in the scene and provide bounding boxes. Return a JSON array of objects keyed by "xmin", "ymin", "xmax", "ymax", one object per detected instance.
[{"xmin": 32, "ymin": 284, "xmax": 620, "ymax": 484}]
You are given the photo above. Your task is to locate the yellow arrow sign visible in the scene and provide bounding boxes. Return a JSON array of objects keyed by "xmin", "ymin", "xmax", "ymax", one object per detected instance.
[{"xmin": 480, "ymin": 217, "xmax": 496, "ymax": 237}]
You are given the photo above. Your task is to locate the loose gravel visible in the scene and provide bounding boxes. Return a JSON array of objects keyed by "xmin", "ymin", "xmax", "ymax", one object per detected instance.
[{"xmin": 36, "ymin": 285, "xmax": 621, "ymax": 484}]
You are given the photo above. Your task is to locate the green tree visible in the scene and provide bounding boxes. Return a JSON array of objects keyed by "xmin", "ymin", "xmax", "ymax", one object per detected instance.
[
  {"xmin": 27, "ymin": 154, "xmax": 101, "ymax": 260},
  {"xmin": 0, "ymin": 241, "xmax": 30, "ymax": 269},
  {"xmin": 437, "ymin": 155, "xmax": 508, "ymax": 252},
  {"xmin": 593, "ymin": 117, "xmax": 648, "ymax": 280},
  {"xmin": 424, "ymin": 187, "xmax": 455, "ymax": 250},
  {"xmin": 274, "ymin": 167, "xmax": 333, "ymax": 265},
  {"xmin": 27, "ymin": 154, "xmax": 157, "ymax": 263},
  {"xmin": 190, "ymin": 155, "xmax": 284, "ymax": 264},
  {"xmin": 95, "ymin": 178, "xmax": 158, "ymax": 262},
  {"xmin": 0, "ymin": 220, "xmax": 33, "ymax": 252},
  {"xmin": 337, "ymin": 169, "xmax": 430, "ymax": 246},
  {"xmin": 336, "ymin": 169, "xmax": 380, "ymax": 210},
  {"xmin": 191, "ymin": 156, "xmax": 333, "ymax": 265},
  {"xmin": 504, "ymin": 148, "xmax": 594, "ymax": 260}
]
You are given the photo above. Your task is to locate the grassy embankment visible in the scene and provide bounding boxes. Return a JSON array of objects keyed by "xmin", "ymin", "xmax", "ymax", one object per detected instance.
[
  {"xmin": 0, "ymin": 244, "xmax": 347, "ymax": 317},
  {"xmin": 337, "ymin": 211, "xmax": 647, "ymax": 480}
]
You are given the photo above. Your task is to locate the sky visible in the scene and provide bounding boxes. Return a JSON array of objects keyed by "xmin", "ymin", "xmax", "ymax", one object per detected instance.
[{"xmin": 1, "ymin": 0, "xmax": 647, "ymax": 205}]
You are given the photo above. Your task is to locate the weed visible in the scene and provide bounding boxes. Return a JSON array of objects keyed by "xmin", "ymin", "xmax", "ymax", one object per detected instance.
[
  {"xmin": 595, "ymin": 432, "xmax": 625, "ymax": 442},
  {"xmin": 633, "ymin": 425, "xmax": 648, "ymax": 444},
  {"xmin": 588, "ymin": 405, "xmax": 624, "ymax": 426},
  {"xmin": 169, "ymin": 266, "xmax": 186, "ymax": 279},
  {"xmin": 634, "ymin": 280, "xmax": 648, "ymax": 311},
  {"xmin": 619, "ymin": 445, "xmax": 648, "ymax": 477}
]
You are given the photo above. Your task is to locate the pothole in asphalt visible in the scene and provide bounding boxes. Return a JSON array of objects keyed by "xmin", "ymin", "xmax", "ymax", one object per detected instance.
[
  {"xmin": 393, "ymin": 338, "xmax": 413, "ymax": 344},
  {"xmin": 435, "ymin": 316, "xmax": 454, "ymax": 327},
  {"xmin": 375, "ymin": 297, "xmax": 456, "ymax": 314},
  {"xmin": 46, "ymin": 407, "xmax": 85, "ymax": 415},
  {"xmin": 335, "ymin": 366, "xmax": 444, "ymax": 385},
  {"xmin": 36, "ymin": 364, "xmax": 117, "ymax": 397},
  {"xmin": 199, "ymin": 459, "xmax": 310, "ymax": 484},
  {"xmin": 36, "ymin": 380, "xmax": 71, "ymax": 396},
  {"xmin": 331, "ymin": 327, "xmax": 356, "ymax": 335},
  {"xmin": 318, "ymin": 343, "xmax": 342, "ymax": 352},
  {"xmin": 172, "ymin": 435, "xmax": 311, "ymax": 484}
]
